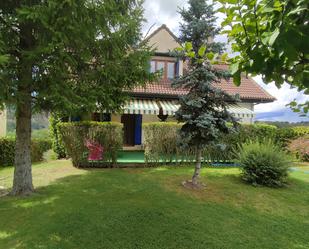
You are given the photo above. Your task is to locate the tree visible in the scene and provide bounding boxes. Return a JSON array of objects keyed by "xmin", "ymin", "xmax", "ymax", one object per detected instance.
[
  {"xmin": 173, "ymin": 43, "xmax": 238, "ymax": 187},
  {"xmin": 0, "ymin": 0, "xmax": 153, "ymax": 196},
  {"xmin": 178, "ymin": 0, "xmax": 226, "ymax": 54},
  {"xmin": 175, "ymin": 0, "xmax": 238, "ymax": 187},
  {"xmin": 218, "ymin": 0, "xmax": 309, "ymax": 114}
]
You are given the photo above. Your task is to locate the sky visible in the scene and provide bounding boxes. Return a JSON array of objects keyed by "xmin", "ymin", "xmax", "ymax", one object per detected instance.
[{"xmin": 142, "ymin": 0, "xmax": 309, "ymax": 123}]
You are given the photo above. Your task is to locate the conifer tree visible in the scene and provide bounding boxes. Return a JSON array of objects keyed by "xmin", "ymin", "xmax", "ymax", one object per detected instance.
[
  {"xmin": 179, "ymin": 0, "xmax": 225, "ymax": 54},
  {"xmin": 0, "ymin": 0, "xmax": 153, "ymax": 195},
  {"xmin": 174, "ymin": 0, "xmax": 238, "ymax": 187}
]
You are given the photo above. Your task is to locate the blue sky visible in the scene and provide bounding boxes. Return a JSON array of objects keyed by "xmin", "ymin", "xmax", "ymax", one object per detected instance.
[{"xmin": 142, "ymin": 0, "xmax": 309, "ymax": 123}]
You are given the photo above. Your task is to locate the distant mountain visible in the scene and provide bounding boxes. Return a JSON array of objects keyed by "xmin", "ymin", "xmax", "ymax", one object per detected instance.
[{"xmin": 255, "ymin": 109, "xmax": 309, "ymax": 123}]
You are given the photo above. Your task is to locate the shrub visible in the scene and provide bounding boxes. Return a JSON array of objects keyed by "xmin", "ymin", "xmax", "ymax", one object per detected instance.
[
  {"xmin": 58, "ymin": 121, "xmax": 123, "ymax": 167},
  {"xmin": 50, "ymin": 114, "xmax": 67, "ymax": 159},
  {"xmin": 0, "ymin": 138, "xmax": 15, "ymax": 166},
  {"xmin": 143, "ymin": 122, "xmax": 186, "ymax": 163},
  {"xmin": 143, "ymin": 122, "xmax": 302, "ymax": 164},
  {"xmin": 288, "ymin": 135, "xmax": 309, "ymax": 162},
  {"xmin": 237, "ymin": 140, "xmax": 291, "ymax": 187},
  {"xmin": 0, "ymin": 138, "xmax": 52, "ymax": 167},
  {"xmin": 31, "ymin": 139, "xmax": 52, "ymax": 162},
  {"xmin": 143, "ymin": 122, "xmax": 226, "ymax": 163},
  {"xmin": 274, "ymin": 127, "xmax": 298, "ymax": 148},
  {"xmin": 292, "ymin": 126, "xmax": 309, "ymax": 136}
]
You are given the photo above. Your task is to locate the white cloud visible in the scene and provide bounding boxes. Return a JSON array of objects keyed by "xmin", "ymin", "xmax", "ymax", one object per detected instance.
[
  {"xmin": 254, "ymin": 76, "xmax": 309, "ymax": 112},
  {"xmin": 143, "ymin": 0, "xmax": 186, "ymax": 35},
  {"xmin": 254, "ymin": 76, "xmax": 309, "ymax": 122}
]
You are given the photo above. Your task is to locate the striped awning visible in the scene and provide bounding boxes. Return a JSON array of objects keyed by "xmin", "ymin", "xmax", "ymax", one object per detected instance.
[
  {"xmin": 158, "ymin": 101, "xmax": 180, "ymax": 115},
  {"xmin": 158, "ymin": 101, "xmax": 254, "ymax": 118},
  {"xmin": 122, "ymin": 99, "xmax": 160, "ymax": 115},
  {"xmin": 228, "ymin": 104, "xmax": 254, "ymax": 118}
]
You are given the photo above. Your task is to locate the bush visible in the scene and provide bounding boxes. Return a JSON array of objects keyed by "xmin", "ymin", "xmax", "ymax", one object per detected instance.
[
  {"xmin": 292, "ymin": 126, "xmax": 309, "ymax": 136},
  {"xmin": 288, "ymin": 135, "xmax": 309, "ymax": 162},
  {"xmin": 58, "ymin": 121, "xmax": 123, "ymax": 167},
  {"xmin": 143, "ymin": 122, "xmax": 302, "ymax": 164},
  {"xmin": 237, "ymin": 140, "xmax": 291, "ymax": 187},
  {"xmin": 50, "ymin": 114, "xmax": 67, "ymax": 159},
  {"xmin": 31, "ymin": 139, "xmax": 53, "ymax": 162},
  {"xmin": 143, "ymin": 122, "xmax": 187, "ymax": 163},
  {"xmin": 0, "ymin": 138, "xmax": 15, "ymax": 166},
  {"xmin": 0, "ymin": 138, "xmax": 52, "ymax": 167},
  {"xmin": 143, "ymin": 122, "xmax": 227, "ymax": 163}
]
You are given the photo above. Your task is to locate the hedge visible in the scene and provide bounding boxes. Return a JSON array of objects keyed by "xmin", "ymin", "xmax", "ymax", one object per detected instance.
[
  {"xmin": 143, "ymin": 122, "xmax": 193, "ymax": 163},
  {"xmin": 50, "ymin": 114, "xmax": 67, "ymax": 159},
  {"xmin": 143, "ymin": 122, "xmax": 305, "ymax": 163},
  {"xmin": 0, "ymin": 138, "xmax": 52, "ymax": 167},
  {"xmin": 58, "ymin": 121, "xmax": 123, "ymax": 167}
]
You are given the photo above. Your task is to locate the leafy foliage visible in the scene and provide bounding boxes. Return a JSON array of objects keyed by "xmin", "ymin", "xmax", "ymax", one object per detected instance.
[
  {"xmin": 50, "ymin": 114, "xmax": 67, "ymax": 159},
  {"xmin": 0, "ymin": 0, "xmax": 154, "ymax": 194},
  {"xmin": 288, "ymin": 135, "xmax": 309, "ymax": 162},
  {"xmin": 143, "ymin": 122, "xmax": 305, "ymax": 163},
  {"xmin": 143, "ymin": 122, "xmax": 196, "ymax": 164},
  {"xmin": 218, "ymin": 0, "xmax": 309, "ymax": 114},
  {"xmin": 58, "ymin": 122, "xmax": 123, "ymax": 167},
  {"xmin": 0, "ymin": 0, "xmax": 154, "ymax": 115},
  {"xmin": 237, "ymin": 140, "xmax": 291, "ymax": 187},
  {"xmin": 0, "ymin": 138, "xmax": 52, "ymax": 167}
]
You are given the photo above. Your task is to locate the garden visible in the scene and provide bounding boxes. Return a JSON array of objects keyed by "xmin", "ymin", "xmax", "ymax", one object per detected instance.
[{"xmin": 1, "ymin": 159, "xmax": 309, "ymax": 249}]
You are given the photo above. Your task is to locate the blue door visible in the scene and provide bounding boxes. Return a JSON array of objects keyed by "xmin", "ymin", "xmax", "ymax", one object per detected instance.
[{"xmin": 134, "ymin": 114, "xmax": 142, "ymax": 145}]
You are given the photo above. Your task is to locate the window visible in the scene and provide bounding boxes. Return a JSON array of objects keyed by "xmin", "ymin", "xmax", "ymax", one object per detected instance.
[
  {"xmin": 150, "ymin": 60, "xmax": 177, "ymax": 80},
  {"xmin": 150, "ymin": 61, "xmax": 156, "ymax": 73},
  {"xmin": 167, "ymin": 62, "xmax": 175, "ymax": 79}
]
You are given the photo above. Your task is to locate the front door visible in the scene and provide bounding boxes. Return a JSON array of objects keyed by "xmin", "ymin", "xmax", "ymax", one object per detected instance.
[
  {"xmin": 121, "ymin": 114, "xmax": 135, "ymax": 146},
  {"xmin": 121, "ymin": 114, "xmax": 142, "ymax": 146}
]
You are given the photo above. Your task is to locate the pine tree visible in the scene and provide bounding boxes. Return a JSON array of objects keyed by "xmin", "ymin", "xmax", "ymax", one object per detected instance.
[
  {"xmin": 179, "ymin": 0, "xmax": 225, "ymax": 54},
  {"xmin": 174, "ymin": 0, "xmax": 238, "ymax": 187},
  {"xmin": 0, "ymin": 0, "xmax": 153, "ymax": 196}
]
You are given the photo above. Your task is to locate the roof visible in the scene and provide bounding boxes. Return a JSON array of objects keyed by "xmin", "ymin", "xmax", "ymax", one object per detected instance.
[
  {"xmin": 144, "ymin": 24, "xmax": 181, "ymax": 45},
  {"xmin": 131, "ymin": 65, "xmax": 276, "ymax": 102}
]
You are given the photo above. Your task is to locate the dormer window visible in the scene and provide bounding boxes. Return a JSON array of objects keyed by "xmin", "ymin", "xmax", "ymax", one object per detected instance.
[
  {"xmin": 167, "ymin": 62, "xmax": 175, "ymax": 80},
  {"xmin": 150, "ymin": 60, "xmax": 176, "ymax": 80}
]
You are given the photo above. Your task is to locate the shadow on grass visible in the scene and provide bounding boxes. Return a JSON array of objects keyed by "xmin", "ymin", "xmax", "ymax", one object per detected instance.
[{"xmin": 0, "ymin": 168, "xmax": 309, "ymax": 249}]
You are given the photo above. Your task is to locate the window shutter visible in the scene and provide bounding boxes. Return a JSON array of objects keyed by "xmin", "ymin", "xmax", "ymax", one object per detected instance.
[{"xmin": 175, "ymin": 60, "xmax": 179, "ymax": 77}]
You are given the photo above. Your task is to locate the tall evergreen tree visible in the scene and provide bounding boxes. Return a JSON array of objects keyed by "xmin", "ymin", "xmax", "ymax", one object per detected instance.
[
  {"xmin": 0, "ymin": 0, "xmax": 153, "ymax": 196},
  {"xmin": 178, "ymin": 0, "xmax": 225, "ymax": 55},
  {"xmin": 174, "ymin": 0, "xmax": 238, "ymax": 187}
]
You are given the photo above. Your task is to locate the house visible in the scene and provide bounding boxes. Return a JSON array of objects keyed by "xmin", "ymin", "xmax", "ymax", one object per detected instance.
[
  {"xmin": 103, "ymin": 24, "xmax": 275, "ymax": 147},
  {"xmin": 0, "ymin": 25, "xmax": 275, "ymax": 143},
  {"xmin": 0, "ymin": 109, "xmax": 6, "ymax": 137}
]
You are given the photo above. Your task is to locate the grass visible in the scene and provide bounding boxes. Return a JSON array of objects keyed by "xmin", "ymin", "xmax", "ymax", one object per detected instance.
[{"xmin": 0, "ymin": 161, "xmax": 309, "ymax": 249}]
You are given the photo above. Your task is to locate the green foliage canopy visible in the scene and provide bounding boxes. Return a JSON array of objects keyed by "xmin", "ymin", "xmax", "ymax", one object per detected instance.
[
  {"xmin": 0, "ymin": 0, "xmax": 153, "ymax": 114},
  {"xmin": 218, "ymin": 0, "xmax": 309, "ymax": 114}
]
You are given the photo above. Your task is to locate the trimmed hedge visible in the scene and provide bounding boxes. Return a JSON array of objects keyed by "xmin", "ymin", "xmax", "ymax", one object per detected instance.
[
  {"xmin": 143, "ymin": 122, "xmax": 193, "ymax": 163},
  {"xmin": 58, "ymin": 121, "xmax": 123, "ymax": 167},
  {"xmin": 143, "ymin": 122, "xmax": 305, "ymax": 163},
  {"xmin": 50, "ymin": 114, "xmax": 67, "ymax": 159},
  {"xmin": 0, "ymin": 138, "xmax": 52, "ymax": 167}
]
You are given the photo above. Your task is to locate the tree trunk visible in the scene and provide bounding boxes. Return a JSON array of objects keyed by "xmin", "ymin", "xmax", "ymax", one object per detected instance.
[
  {"xmin": 192, "ymin": 148, "xmax": 202, "ymax": 185},
  {"xmin": 9, "ymin": 19, "xmax": 35, "ymax": 196},
  {"xmin": 10, "ymin": 94, "xmax": 33, "ymax": 196}
]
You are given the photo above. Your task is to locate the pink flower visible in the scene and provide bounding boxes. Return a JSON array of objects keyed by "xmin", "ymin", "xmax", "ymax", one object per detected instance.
[{"xmin": 85, "ymin": 139, "xmax": 104, "ymax": 161}]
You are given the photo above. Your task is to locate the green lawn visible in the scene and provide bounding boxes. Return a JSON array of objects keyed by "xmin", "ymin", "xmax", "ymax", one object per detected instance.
[{"xmin": 1, "ymin": 161, "xmax": 309, "ymax": 249}]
